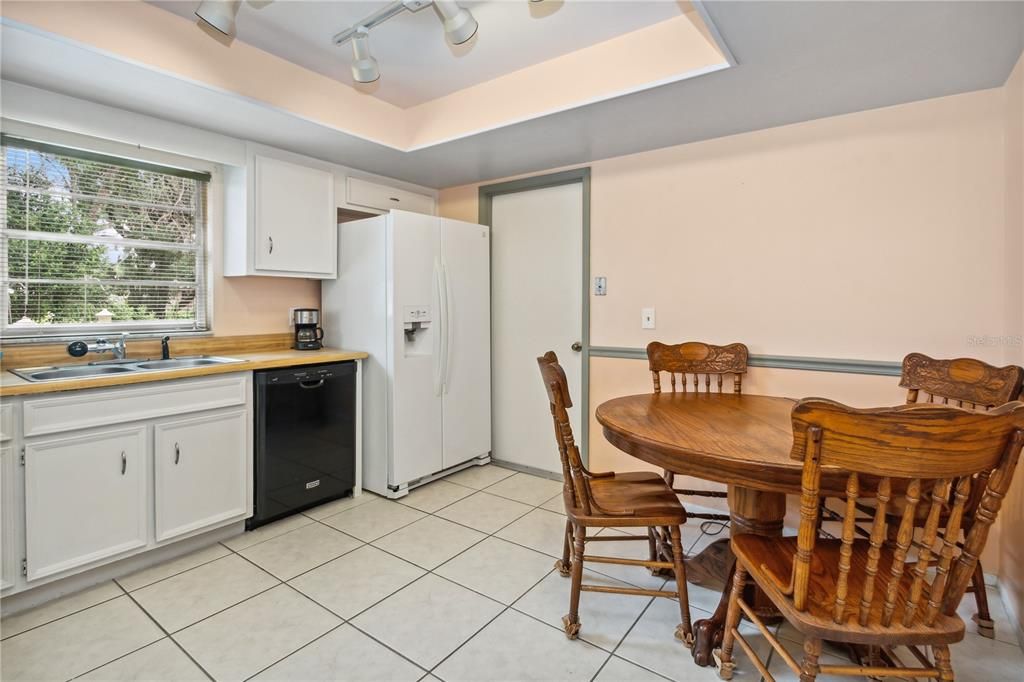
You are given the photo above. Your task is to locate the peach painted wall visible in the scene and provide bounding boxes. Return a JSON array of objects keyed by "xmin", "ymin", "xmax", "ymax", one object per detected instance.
[
  {"xmin": 999, "ymin": 52, "xmax": 1024, "ymax": 642},
  {"xmin": 439, "ymin": 87, "xmax": 1016, "ymax": 581}
]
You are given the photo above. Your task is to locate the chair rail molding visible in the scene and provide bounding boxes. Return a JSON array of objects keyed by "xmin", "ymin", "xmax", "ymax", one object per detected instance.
[{"xmin": 588, "ymin": 346, "xmax": 902, "ymax": 377}]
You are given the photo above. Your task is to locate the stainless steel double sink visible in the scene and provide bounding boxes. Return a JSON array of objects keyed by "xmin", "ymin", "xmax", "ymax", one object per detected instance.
[{"xmin": 10, "ymin": 356, "xmax": 246, "ymax": 383}]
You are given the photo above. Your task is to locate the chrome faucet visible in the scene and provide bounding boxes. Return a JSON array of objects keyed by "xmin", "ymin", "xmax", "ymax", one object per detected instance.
[{"xmin": 67, "ymin": 334, "xmax": 128, "ymax": 360}]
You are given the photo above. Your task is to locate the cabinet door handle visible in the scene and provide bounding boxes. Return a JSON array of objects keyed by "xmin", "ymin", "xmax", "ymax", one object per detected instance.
[
  {"xmin": 120, "ymin": 451, "xmax": 127, "ymax": 475},
  {"xmin": 174, "ymin": 442, "xmax": 181, "ymax": 465},
  {"xmin": 268, "ymin": 236, "xmax": 274, "ymax": 254}
]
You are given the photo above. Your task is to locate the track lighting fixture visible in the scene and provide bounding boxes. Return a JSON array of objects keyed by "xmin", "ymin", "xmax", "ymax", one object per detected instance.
[
  {"xmin": 434, "ymin": 0, "xmax": 478, "ymax": 45},
  {"xmin": 331, "ymin": 0, "xmax": 478, "ymax": 84},
  {"xmin": 350, "ymin": 27, "xmax": 380, "ymax": 84},
  {"xmin": 195, "ymin": 0, "xmax": 240, "ymax": 37}
]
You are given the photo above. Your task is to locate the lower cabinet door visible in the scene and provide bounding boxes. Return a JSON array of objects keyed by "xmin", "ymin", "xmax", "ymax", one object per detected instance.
[
  {"xmin": 1, "ymin": 443, "xmax": 18, "ymax": 591},
  {"xmin": 24, "ymin": 426, "xmax": 148, "ymax": 581},
  {"xmin": 155, "ymin": 410, "xmax": 248, "ymax": 542}
]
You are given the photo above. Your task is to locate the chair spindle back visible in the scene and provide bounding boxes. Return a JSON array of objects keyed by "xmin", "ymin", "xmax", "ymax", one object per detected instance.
[
  {"xmin": 537, "ymin": 351, "xmax": 591, "ymax": 515},
  {"xmin": 647, "ymin": 341, "xmax": 749, "ymax": 394},
  {"xmin": 900, "ymin": 353, "xmax": 1024, "ymax": 410},
  {"xmin": 788, "ymin": 398, "xmax": 1024, "ymax": 629}
]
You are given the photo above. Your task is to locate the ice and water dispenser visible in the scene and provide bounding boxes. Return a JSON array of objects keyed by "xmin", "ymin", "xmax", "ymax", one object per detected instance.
[{"xmin": 402, "ymin": 304, "xmax": 432, "ymax": 355}]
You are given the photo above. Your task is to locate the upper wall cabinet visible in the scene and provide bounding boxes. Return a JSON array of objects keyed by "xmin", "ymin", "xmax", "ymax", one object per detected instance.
[
  {"xmin": 224, "ymin": 147, "xmax": 337, "ymax": 279},
  {"xmin": 346, "ymin": 176, "xmax": 435, "ymax": 215}
]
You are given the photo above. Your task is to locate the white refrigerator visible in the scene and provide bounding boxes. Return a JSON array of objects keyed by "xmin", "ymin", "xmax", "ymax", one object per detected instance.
[{"xmin": 322, "ymin": 210, "xmax": 491, "ymax": 497}]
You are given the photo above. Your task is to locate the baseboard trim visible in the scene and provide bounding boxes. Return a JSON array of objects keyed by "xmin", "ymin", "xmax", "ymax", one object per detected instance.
[
  {"xmin": 998, "ymin": 580, "xmax": 1024, "ymax": 651},
  {"xmin": 490, "ymin": 458, "xmax": 562, "ymax": 482}
]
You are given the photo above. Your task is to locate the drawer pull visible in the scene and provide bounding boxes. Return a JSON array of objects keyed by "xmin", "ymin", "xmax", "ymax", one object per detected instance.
[
  {"xmin": 174, "ymin": 442, "xmax": 181, "ymax": 465},
  {"xmin": 268, "ymin": 236, "xmax": 274, "ymax": 254},
  {"xmin": 120, "ymin": 451, "xmax": 127, "ymax": 475}
]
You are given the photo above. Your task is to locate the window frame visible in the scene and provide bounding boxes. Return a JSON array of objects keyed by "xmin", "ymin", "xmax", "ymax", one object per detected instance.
[{"xmin": 0, "ymin": 131, "xmax": 215, "ymax": 343}]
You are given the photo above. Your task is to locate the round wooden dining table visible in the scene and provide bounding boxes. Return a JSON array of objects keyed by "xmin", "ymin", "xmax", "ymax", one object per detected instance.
[{"xmin": 596, "ymin": 392, "xmax": 853, "ymax": 668}]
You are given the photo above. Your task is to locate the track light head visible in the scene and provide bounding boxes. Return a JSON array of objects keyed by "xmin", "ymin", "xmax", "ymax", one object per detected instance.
[
  {"xmin": 351, "ymin": 27, "xmax": 381, "ymax": 84},
  {"xmin": 195, "ymin": 0, "xmax": 239, "ymax": 37},
  {"xmin": 434, "ymin": 0, "xmax": 478, "ymax": 45}
]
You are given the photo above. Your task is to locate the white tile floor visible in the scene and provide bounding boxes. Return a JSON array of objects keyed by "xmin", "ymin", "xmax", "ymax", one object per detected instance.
[{"xmin": 2, "ymin": 466, "xmax": 1022, "ymax": 681}]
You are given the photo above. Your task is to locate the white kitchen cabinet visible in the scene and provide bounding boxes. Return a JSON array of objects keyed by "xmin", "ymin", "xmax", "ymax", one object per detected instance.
[
  {"xmin": 154, "ymin": 409, "xmax": 247, "ymax": 542},
  {"xmin": 346, "ymin": 176, "xmax": 435, "ymax": 215},
  {"xmin": 1, "ymin": 442, "xmax": 18, "ymax": 591},
  {"xmin": 223, "ymin": 148, "xmax": 337, "ymax": 279},
  {"xmin": 24, "ymin": 426, "xmax": 148, "ymax": 581}
]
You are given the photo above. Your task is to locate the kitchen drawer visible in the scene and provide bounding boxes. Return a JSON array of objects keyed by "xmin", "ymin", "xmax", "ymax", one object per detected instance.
[
  {"xmin": 347, "ymin": 177, "xmax": 434, "ymax": 215},
  {"xmin": 0, "ymin": 403, "xmax": 14, "ymax": 442},
  {"xmin": 23, "ymin": 374, "xmax": 248, "ymax": 437}
]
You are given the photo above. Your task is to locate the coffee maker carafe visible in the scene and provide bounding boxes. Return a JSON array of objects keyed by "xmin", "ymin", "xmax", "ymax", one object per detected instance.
[{"xmin": 293, "ymin": 308, "xmax": 324, "ymax": 350}]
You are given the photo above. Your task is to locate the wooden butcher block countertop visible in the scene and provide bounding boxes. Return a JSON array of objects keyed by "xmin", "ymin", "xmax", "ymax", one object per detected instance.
[{"xmin": 0, "ymin": 334, "xmax": 368, "ymax": 397}]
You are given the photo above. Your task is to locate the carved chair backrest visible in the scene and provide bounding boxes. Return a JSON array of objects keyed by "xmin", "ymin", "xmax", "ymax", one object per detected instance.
[
  {"xmin": 537, "ymin": 351, "xmax": 592, "ymax": 514},
  {"xmin": 787, "ymin": 398, "xmax": 1024, "ymax": 630},
  {"xmin": 647, "ymin": 341, "xmax": 749, "ymax": 394},
  {"xmin": 900, "ymin": 353, "xmax": 1023, "ymax": 410}
]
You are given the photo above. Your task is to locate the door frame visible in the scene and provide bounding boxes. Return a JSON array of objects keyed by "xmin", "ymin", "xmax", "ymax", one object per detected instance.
[{"xmin": 478, "ymin": 167, "xmax": 592, "ymax": 466}]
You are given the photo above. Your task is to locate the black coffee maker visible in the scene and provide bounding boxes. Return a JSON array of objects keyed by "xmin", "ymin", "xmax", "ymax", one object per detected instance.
[{"xmin": 293, "ymin": 308, "xmax": 324, "ymax": 350}]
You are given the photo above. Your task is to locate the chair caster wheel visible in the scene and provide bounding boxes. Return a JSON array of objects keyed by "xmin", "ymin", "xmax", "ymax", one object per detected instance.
[{"xmin": 562, "ymin": 615, "xmax": 581, "ymax": 640}]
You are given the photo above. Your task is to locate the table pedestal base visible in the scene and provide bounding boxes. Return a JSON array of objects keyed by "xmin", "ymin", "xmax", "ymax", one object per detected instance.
[{"xmin": 684, "ymin": 486, "xmax": 787, "ymax": 667}]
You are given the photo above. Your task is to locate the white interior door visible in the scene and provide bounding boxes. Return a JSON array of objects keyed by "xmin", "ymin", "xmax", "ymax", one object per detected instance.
[
  {"xmin": 441, "ymin": 218, "xmax": 491, "ymax": 469},
  {"xmin": 491, "ymin": 183, "xmax": 583, "ymax": 474}
]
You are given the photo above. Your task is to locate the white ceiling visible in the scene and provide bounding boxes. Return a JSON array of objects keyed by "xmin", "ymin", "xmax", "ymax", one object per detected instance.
[
  {"xmin": 149, "ymin": 0, "xmax": 685, "ymax": 108},
  {"xmin": 3, "ymin": 2, "xmax": 1023, "ymax": 188}
]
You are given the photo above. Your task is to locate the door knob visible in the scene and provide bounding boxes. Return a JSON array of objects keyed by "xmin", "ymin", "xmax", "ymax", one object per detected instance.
[{"xmin": 571, "ymin": 342, "xmax": 582, "ymax": 352}]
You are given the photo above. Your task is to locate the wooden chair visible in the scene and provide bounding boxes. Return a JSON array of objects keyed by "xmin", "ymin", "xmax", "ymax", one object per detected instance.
[
  {"xmin": 716, "ymin": 398, "xmax": 1024, "ymax": 681},
  {"xmin": 537, "ymin": 351, "xmax": 694, "ymax": 645},
  {"xmin": 898, "ymin": 353, "xmax": 1024, "ymax": 638},
  {"xmin": 647, "ymin": 341, "xmax": 749, "ymax": 523}
]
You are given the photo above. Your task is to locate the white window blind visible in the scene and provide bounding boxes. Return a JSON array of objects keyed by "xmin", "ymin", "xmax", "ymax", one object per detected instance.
[{"xmin": 0, "ymin": 136, "xmax": 211, "ymax": 338}]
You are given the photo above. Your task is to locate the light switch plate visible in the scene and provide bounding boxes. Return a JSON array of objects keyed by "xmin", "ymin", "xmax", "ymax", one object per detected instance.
[
  {"xmin": 642, "ymin": 308, "xmax": 656, "ymax": 329},
  {"xmin": 594, "ymin": 276, "xmax": 607, "ymax": 296}
]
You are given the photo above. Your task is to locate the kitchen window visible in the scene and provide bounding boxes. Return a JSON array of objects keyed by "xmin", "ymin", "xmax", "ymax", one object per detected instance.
[{"xmin": 0, "ymin": 135, "xmax": 211, "ymax": 339}]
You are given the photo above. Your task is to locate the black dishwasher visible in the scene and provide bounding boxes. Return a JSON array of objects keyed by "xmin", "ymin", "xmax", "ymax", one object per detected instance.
[{"xmin": 249, "ymin": 361, "xmax": 357, "ymax": 529}]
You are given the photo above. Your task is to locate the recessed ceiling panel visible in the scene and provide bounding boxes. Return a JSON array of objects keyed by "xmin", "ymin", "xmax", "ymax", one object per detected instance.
[{"xmin": 149, "ymin": 0, "xmax": 685, "ymax": 107}]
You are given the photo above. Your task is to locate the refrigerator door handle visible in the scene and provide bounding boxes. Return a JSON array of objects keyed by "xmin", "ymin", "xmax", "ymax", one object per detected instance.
[
  {"xmin": 432, "ymin": 259, "xmax": 445, "ymax": 396},
  {"xmin": 442, "ymin": 261, "xmax": 454, "ymax": 394}
]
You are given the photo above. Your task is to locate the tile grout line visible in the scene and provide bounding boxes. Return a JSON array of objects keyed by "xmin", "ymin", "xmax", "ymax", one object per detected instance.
[
  {"xmin": 0, "ymin": 582, "xmax": 128, "ymax": 643},
  {"xmin": 65, "ymin": 589, "xmax": 218, "ymax": 682},
  {"xmin": 230, "ymin": 475, "xmax": 590, "ymax": 680},
  {"xmin": 10, "ymin": 468, "xmax": 1006, "ymax": 681},
  {"xmin": 0, "ymin": 472, "xmax": 720, "ymax": 680},
  {"xmin": 223, "ymin": 474, "xmax": 555, "ymax": 681}
]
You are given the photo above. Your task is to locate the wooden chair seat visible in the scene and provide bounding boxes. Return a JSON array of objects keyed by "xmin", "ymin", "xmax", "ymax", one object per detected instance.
[
  {"xmin": 566, "ymin": 471, "xmax": 688, "ymax": 528},
  {"xmin": 538, "ymin": 351, "xmax": 694, "ymax": 645},
  {"xmin": 717, "ymin": 398, "xmax": 1024, "ymax": 682},
  {"xmin": 732, "ymin": 535, "xmax": 965, "ymax": 646}
]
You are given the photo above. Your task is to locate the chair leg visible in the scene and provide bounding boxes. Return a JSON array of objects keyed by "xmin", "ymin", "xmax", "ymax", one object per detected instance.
[
  {"xmin": 970, "ymin": 562, "xmax": 995, "ymax": 639},
  {"xmin": 934, "ymin": 644, "xmax": 954, "ymax": 681},
  {"xmin": 669, "ymin": 525, "xmax": 694, "ymax": 648},
  {"xmin": 555, "ymin": 518, "xmax": 572, "ymax": 577},
  {"xmin": 716, "ymin": 563, "xmax": 746, "ymax": 680},
  {"xmin": 563, "ymin": 523, "xmax": 584, "ymax": 640},
  {"xmin": 799, "ymin": 638, "xmax": 821, "ymax": 682}
]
